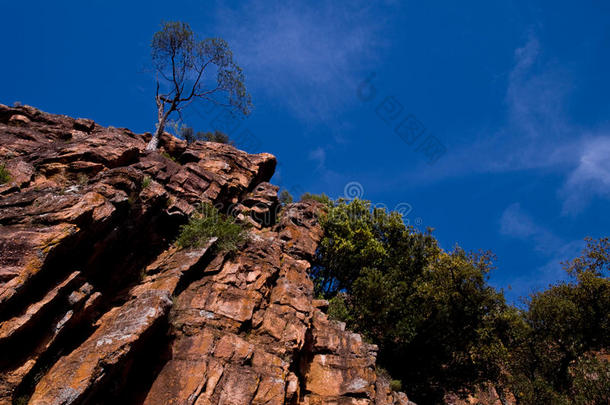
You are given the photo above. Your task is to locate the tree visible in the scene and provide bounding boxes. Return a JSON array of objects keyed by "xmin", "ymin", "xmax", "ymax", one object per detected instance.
[
  {"xmin": 312, "ymin": 198, "xmax": 609, "ymax": 403},
  {"xmin": 146, "ymin": 21, "xmax": 251, "ymax": 151},
  {"xmin": 508, "ymin": 238, "xmax": 610, "ymax": 404},
  {"xmin": 278, "ymin": 190, "xmax": 293, "ymax": 206},
  {"xmin": 313, "ymin": 198, "xmax": 515, "ymax": 403}
]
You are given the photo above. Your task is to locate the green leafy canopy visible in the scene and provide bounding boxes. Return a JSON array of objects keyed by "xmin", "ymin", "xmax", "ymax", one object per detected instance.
[{"xmin": 312, "ymin": 198, "xmax": 609, "ymax": 404}]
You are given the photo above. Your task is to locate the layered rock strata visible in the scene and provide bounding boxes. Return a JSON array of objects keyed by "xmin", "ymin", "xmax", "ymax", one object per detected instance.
[{"xmin": 0, "ymin": 104, "xmax": 413, "ymax": 405}]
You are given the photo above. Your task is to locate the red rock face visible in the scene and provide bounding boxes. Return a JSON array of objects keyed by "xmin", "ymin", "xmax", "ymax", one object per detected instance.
[{"xmin": 0, "ymin": 104, "xmax": 413, "ymax": 405}]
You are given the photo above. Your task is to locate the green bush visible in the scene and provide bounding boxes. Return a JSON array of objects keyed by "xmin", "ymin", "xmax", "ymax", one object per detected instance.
[
  {"xmin": 312, "ymin": 196, "xmax": 609, "ymax": 403},
  {"xmin": 312, "ymin": 198, "xmax": 515, "ymax": 403},
  {"xmin": 141, "ymin": 176, "xmax": 152, "ymax": 189},
  {"xmin": 181, "ymin": 126, "xmax": 195, "ymax": 144},
  {"xmin": 199, "ymin": 130, "xmax": 232, "ymax": 145},
  {"xmin": 13, "ymin": 396, "xmax": 29, "ymax": 405},
  {"xmin": 571, "ymin": 355, "xmax": 610, "ymax": 404},
  {"xmin": 279, "ymin": 189, "xmax": 293, "ymax": 206},
  {"xmin": 181, "ymin": 125, "xmax": 233, "ymax": 145},
  {"xmin": 327, "ymin": 293, "xmax": 352, "ymax": 323},
  {"xmin": 161, "ymin": 151, "xmax": 177, "ymax": 162},
  {"xmin": 390, "ymin": 380, "xmax": 403, "ymax": 392},
  {"xmin": 300, "ymin": 192, "xmax": 332, "ymax": 205},
  {"xmin": 508, "ymin": 238, "xmax": 610, "ymax": 404},
  {"xmin": 176, "ymin": 203, "xmax": 247, "ymax": 252},
  {"xmin": 0, "ymin": 164, "xmax": 11, "ymax": 184}
]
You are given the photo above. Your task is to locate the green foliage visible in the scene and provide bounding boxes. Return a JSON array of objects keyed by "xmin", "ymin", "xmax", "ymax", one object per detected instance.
[
  {"xmin": 199, "ymin": 130, "xmax": 232, "ymax": 144},
  {"xmin": 313, "ymin": 198, "xmax": 437, "ymax": 297},
  {"xmin": 507, "ymin": 237, "xmax": 610, "ymax": 404},
  {"xmin": 161, "ymin": 151, "xmax": 177, "ymax": 162},
  {"xmin": 13, "ymin": 395, "xmax": 29, "ymax": 405},
  {"xmin": 0, "ymin": 164, "xmax": 11, "ymax": 184},
  {"xmin": 175, "ymin": 203, "xmax": 247, "ymax": 253},
  {"xmin": 313, "ymin": 196, "xmax": 608, "ymax": 403},
  {"xmin": 180, "ymin": 126, "xmax": 195, "ymax": 144},
  {"xmin": 327, "ymin": 293, "xmax": 353, "ymax": 323},
  {"xmin": 571, "ymin": 354, "xmax": 610, "ymax": 404},
  {"xmin": 278, "ymin": 189, "xmax": 293, "ymax": 206},
  {"xmin": 390, "ymin": 380, "xmax": 403, "ymax": 392},
  {"xmin": 147, "ymin": 21, "xmax": 251, "ymax": 150},
  {"xmin": 313, "ymin": 198, "xmax": 518, "ymax": 402},
  {"xmin": 151, "ymin": 21, "xmax": 251, "ymax": 114},
  {"xmin": 300, "ymin": 192, "xmax": 332, "ymax": 206},
  {"xmin": 141, "ymin": 176, "xmax": 152, "ymax": 189},
  {"xmin": 181, "ymin": 126, "xmax": 233, "ymax": 145}
]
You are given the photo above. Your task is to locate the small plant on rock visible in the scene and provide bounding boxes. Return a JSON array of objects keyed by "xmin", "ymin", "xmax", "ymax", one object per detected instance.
[
  {"xmin": 279, "ymin": 189, "xmax": 294, "ymax": 206},
  {"xmin": 180, "ymin": 125, "xmax": 233, "ymax": 145},
  {"xmin": 390, "ymin": 380, "xmax": 403, "ymax": 392},
  {"xmin": 176, "ymin": 202, "xmax": 247, "ymax": 252},
  {"xmin": 76, "ymin": 173, "xmax": 89, "ymax": 186},
  {"xmin": 300, "ymin": 192, "xmax": 332, "ymax": 205},
  {"xmin": 0, "ymin": 164, "xmax": 11, "ymax": 184},
  {"xmin": 198, "ymin": 130, "xmax": 232, "ymax": 145},
  {"xmin": 161, "ymin": 151, "xmax": 177, "ymax": 162},
  {"xmin": 141, "ymin": 176, "xmax": 152, "ymax": 189}
]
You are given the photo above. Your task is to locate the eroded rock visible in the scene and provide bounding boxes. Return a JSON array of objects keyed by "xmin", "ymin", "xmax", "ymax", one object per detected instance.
[{"xmin": 0, "ymin": 104, "xmax": 415, "ymax": 405}]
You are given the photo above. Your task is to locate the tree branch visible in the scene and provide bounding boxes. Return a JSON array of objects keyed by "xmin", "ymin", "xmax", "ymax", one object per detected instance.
[{"xmin": 179, "ymin": 58, "xmax": 213, "ymax": 103}]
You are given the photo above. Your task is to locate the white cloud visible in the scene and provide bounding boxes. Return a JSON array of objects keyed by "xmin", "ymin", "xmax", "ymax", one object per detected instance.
[
  {"xmin": 561, "ymin": 136, "xmax": 610, "ymax": 214},
  {"xmin": 211, "ymin": 1, "xmax": 390, "ymax": 122},
  {"xmin": 390, "ymin": 32, "xmax": 610, "ymax": 215},
  {"xmin": 500, "ymin": 203, "xmax": 563, "ymax": 254},
  {"xmin": 499, "ymin": 203, "xmax": 585, "ymax": 300},
  {"xmin": 481, "ymin": 33, "xmax": 575, "ymax": 171},
  {"xmin": 308, "ymin": 147, "xmax": 327, "ymax": 169},
  {"xmin": 385, "ymin": 34, "xmax": 578, "ymax": 181},
  {"xmin": 507, "ymin": 35, "xmax": 569, "ymax": 140}
]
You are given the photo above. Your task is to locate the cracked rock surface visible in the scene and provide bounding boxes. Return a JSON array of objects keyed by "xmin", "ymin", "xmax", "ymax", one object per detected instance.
[{"xmin": 0, "ymin": 104, "xmax": 413, "ymax": 405}]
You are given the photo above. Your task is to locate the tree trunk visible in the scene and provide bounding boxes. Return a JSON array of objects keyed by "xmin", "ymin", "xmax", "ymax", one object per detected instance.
[
  {"xmin": 146, "ymin": 98, "xmax": 167, "ymax": 151},
  {"xmin": 146, "ymin": 121, "xmax": 165, "ymax": 151}
]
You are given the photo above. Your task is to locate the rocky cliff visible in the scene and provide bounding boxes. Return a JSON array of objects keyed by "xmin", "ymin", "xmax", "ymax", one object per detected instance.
[{"xmin": 0, "ymin": 104, "xmax": 414, "ymax": 405}]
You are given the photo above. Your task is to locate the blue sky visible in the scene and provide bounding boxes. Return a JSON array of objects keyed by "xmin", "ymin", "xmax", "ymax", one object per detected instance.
[{"xmin": 2, "ymin": 0, "xmax": 609, "ymax": 303}]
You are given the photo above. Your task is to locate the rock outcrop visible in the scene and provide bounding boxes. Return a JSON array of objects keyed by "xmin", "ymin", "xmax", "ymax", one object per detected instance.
[{"xmin": 0, "ymin": 104, "xmax": 413, "ymax": 405}]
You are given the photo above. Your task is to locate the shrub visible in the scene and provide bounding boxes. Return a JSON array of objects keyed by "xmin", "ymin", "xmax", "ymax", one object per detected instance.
[
  {"xmin": 508, "ymin": 238, "xmax": 610, "ymax": 404},
  {"xmin": 327, "ymin": 293, "xmax": 352, "ymax": 323},
  {"xmin": 279, "ymin": 189, "xmax": 293, "ymax": 206},
  {"xmin": 14, "ymin": 396, "xmax": 29, "ymax": 405},
  {"xmin": 180, "ymin": 126, "xmax": 233, "ymax": 145},
  {"xmin": 141, "ymin": 176, "xmax": 152, "ymax": 189},
  {"xmin": 312, "ymin": 196, "xmax": 609, "ymax": 403},
  {"xmin": 161, "ymin": 151, "xmax": 177, "ymax": 162},
  {"xmin": 181, "ymin": 126, "xmax": 195, "ymax": 144},
  {"xmin": 300, "ymin": 192, "xmax": 332, "ymax": 205},
  {"xmin": 312, "ymin": 197, "xmax": 514, "ymax": 403},
  {"xmin": 198, "ymin": 130, "xmax": 232, "ymax": 145},
  {"xmin": 0, "ymin": 164, "xmax": 11, "ymax": 184},
  {"xmin": 176, "ymin": 203, "xmax": 247, "ymax": 252},
  {"xmin": 390, "ymin": 380, "xmax": 403, "ymax": 392},
  {"xmin": 571, "ymin": 355, "xmax": 610, "ymax": 404}
]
